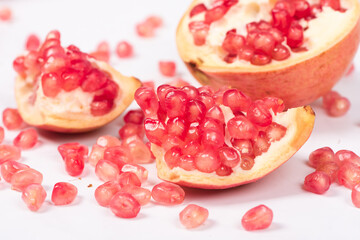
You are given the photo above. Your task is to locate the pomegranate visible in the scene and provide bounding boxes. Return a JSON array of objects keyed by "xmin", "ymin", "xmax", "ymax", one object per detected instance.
[
  {"xmin": 176, "ymin": 0, "xmax": 360, "ymax": 108},
  {"xmin": 13, "ymin": 31, "xmax": 141, "ymax": 133},
  {"xmin": 241, "ymin": 205, "xmax": 273, "ymax": 231},
  {"xmin": 179, "ymin": 204, "xmax": 209, "ymax": 229},
  {"xmin": 26, "ymin": 34, "xmax": 41, "ymax": 51},
  {"xmin": 136, "ymin": 85, "xmax": 315, "ymax": 189}
]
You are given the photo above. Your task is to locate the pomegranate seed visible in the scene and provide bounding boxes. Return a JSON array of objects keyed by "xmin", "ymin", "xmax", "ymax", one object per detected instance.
[
  {"xmin": 151, "ymin": 182, "xmax": 185, "ymax": 205},
  {"xmin": 222, "ymin": 29, "xmax": 245, "ymax": 55},
  {"xmin": 197, "ymin": 93, "xmax": 215, "ymax": 109},
  {"xmin": 122, "ymin": 136, "xmax": 152, "ymax": 164},
  {"xmin": 195, "ymin": 150, "xmax": 221, "ymax": 173},
  {"xmin": 190, "ymin": 3, "xmax": 207, "ymax": 17},
  {"xmin": 2, "ymin": 108, "xmax": 23, "ymax": 130},
  {"xmin": 232, "ymin": 139, "xmax": 254, "ymax": 156},
  {"xmin": 46, "ymin": 30, "xmax": 60, "ymax": 40},
  {"xmin": 188, "ymin": 21, "xmax": 209, "ymax": 46},
  {"xmin": 119, "ymin": 123, "xmax": 144, "ymax": 140},
  {"xmin": 247, "ymin": 100, "xmax": 273, "ymax": 127},
  {"xmin": 308, "ymin": 147, "xmax": 335, "ymax": 168},
  {"xmin": 201, "ymin": 129, "xmax": 224, "ymax": 148},
  {"xmin": 0, "ymin": 7, "xmax": 11, "ymax": 21},
  {"xmin": 22, "ymin": 184, "xmax": 47, "ymax": 212},
  {"xmin": 121, "ymin": 163, "xmax": 148, "ymax": 183},
  {"xmin": 13, "ymin": 128, "xmax": 38, "ymax": 150},
  {"xmin": 265, "ymin": 123, "xmax": 287, "ymax": 142},
  {"xmin": 58, "ymin": 142, "xmax": 88, "ymax": 161},
  {"xmin": 41, "ymin": 72, "xmax": 62, "ymax": 97},
  {"xmin": 272, "ymin": 44, "xmax": 290, "ymax": 60},
  {"xmin": 304, "ymin": 171, "xmax": 331, "ymax": 194},
  {"xmin": 338, "ymin": 163, "xmax": 360, "ymax": 189},
  {"xmin": 97, "ymin": 135, "xmax": 121, "ymax": 148},
  {"xmin": 13, "ymin": 56, "xmax": 27, "ymax": 77},
  {"xmin": 335, "ymin": 150, "xmax": 360, "ymax": 167},
  {"xmin": 216, "ymin": 165, "xmax": 233, "ymax": 176},
  {"xmin": 351, "ymin": 184, "xmax": 360, "ymax": 208},
  {"xmin": 144, "ymin": 118, "xmax": 167, "ymax": 146},
  {"xmin": 162, "ymin": 135, "xmax": 185, "ymax": 151},
  {"xmin": 223, "ymin": 89, "xmax": 251, "ymax": 112},
  {"xmin": 104, "ymin": 146, "xmax": 132, "ymax": 167},
  {"xmin": 316, "ymin": 162, "xmax": 339, "ymax": 182},
  {"xmin": 121, "ymin": 185, "xmax": 151, "ymax": 206},
  {"xmin": 124, "ymin": 109, "xmax": 144, "ymax": 124},
  {"xmin": 272, "ymin": 8, "xmax": 292, "ymax": 32},
  {"xmin": 218, "ymin": 147, "xmax": 240, "ymax": 168},
  {"xmin": 95, "ymin": 181, "xmax": 121, "ymax": 207},
  {"xmin": 1, "ymin": 161, "xmax": 29, "ymax": 183},
  {"xmin": 249, "ymin": 32, "xmax": 276, "ymax": 56},
  {"xmin": 253, "ymin": 132, "xmax": 270, "ymax": 156},
  {"xmin": 25, "ymin": 34, "xmax": 40, "ymax": 51},
  {"xmin": 165, "ymin": 90, "xmax": 188, "ymax": 118},
  {"xmin": 185, "ymin": 100, "xmax": 206, "ymax": 123},
  {"xmin": 322, "ymin": 91, "xmax": 340, "ymax": 108},
  {"xmin": 321, "ymin": 0, "xmax": 340, "ymax": 10},
  {"xmin": 274, "ymin": 0, "xmax": 295, "ymax": 16},
  {"xmin": 95, "ymin": 160, "xmax": 120, "ymax": 182},
  {"xmin": 178, "ymin": 155, "xmax": 196, "ymax": 171},
  {"xmin": 205, "ymin": 5, "xmax": 228, "ymax": 24},
  {"xmin": 263, "ymin": 97, "xmax": 285, "ymax": 114},
  {"xmin": 186, "ymin": 122, "xmax": 201, "ymax": 141},
  {"xmin": 136, "ymin": 21, "xmax": 155, "ymax": 37},
  {"xmin": 294, "ymin": 0, "xmax": 311, "ymax": 19},
  {"xmin": 181, "ymin": 86, "xmax": 199, "ymax": 99},
  {"xmin": 239, "ymin": 46, "xmax": 255, "ymax": 61},
  {"xmin": 157, "ymin": 84, "xmax": 176, "ymax": 109},
  {"xmin": 242, "ymin": 205, "xmax": 273, "ymax": 231},
  {"xmin": 110, "ymin": 192, "xmax": 141, "ymax": 218},
  {"xmin": 164, "ymin": 147, "xmax": 182, "ymax": 169},
  {"xmin": 227, "ymin": 116, "xmax": 258, "ymax": 139},
  {"xmin": 0, "ymin": 145, "xmax": 21, "ymax": 164},
  {"xmin": 60, "ymin": 68, "xmax": 83, "ymax": 91},
  {"xmin": 0, "ymin": 127, "xmax": 4, "ymax": 144},
  {"xmin": 166, "ymin": 117, "xmax": 187, "ymax": 138},
  {"xmin": 51, "ymin": 182, "xmax": 78, "ymax": 205},
  {"xmin": 81, "ymin": 69, "xmax": 108, "ymax": 92},
  {"xmin": 159, "ymin": 61, "xmax": 176, "ymax": 77},
  {"xmin": 89, "ymin": 144, "xmax": 105, "ymax": 167},
  {"xmin": 325, "ymin": 95, "xmax": 350, "ymax": 117},
  {"xmin": 116, "ymin": 41, "xmax": 133, "ymax": 58},
  {"xmin": 311, "ymin": 4, "xmax": 323, "ymax": 16},
  {"xmin": 117, "ymin": 172, "xmax": 141, "ymax": 188},
  {"xmin": 180, "ymin": 204, "xmax": 209, "ymax": 229},
  {"xmin": 11, "ymin": 168, "xmax": 43, "ymax": 192},
  {"xmin": 64, "ymin": 152, "xmax": 85, "ymax": 177},
  {"xmin": 240, "ymin": 155, "xmax": 255, "ymax": 170},
  {"xmin": 135, "ymin": 87, "xmax": 159, "ymax": 118},
  {"xmin": 287, "ymin": 22, "xmax": 304, "ymax": 48},
  {"xmin": 90, "ymin": 99, "xmax": 114, "ymax": 116},
  {"xmin": 145, "ymin": 15, "xmax": 163, "ymax": 28},
  {"xmin": 251, "ymin": 52, "xmax": 272, "ymax": 65}
]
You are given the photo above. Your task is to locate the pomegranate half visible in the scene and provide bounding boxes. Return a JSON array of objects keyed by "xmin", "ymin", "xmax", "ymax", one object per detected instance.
[
  {"xmin": 14, "ymin": 31, "xmax": 141, "ymax": 133},
  {"xmin": 176, "ymin": 0, "xmax": 360, "ymax": 108}
]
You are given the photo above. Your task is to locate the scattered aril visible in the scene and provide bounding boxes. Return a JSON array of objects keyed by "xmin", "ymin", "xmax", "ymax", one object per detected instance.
[
  {"xmin": 121, "ymin": 163, "xmax": 148, "ymax": 183},
  {"xmin": 337, "ymin": 163, "xmax": 360, "ymax": 189},
  {"xmin": 241, "ymin": 205, "xmax": 273, "ymax": 231},
  {"xmin": 11, "ymin": 168, "xmax": 43, "ymax": 192},
  {"xmin": 0, "ymin": 7, "xmax": 11, "ymax": 21},
  {"xmin": 110, "ymin": 192, "xmax": 141, "ymax": 218},
  {"xmin": 22, "ymin": 184, "xmax": 47, "ymax": 212},
  {"xmin": 335, "ymin": 149, "xmax": 360, "ymax": 167},
  {"xmin": 122, "ymin": 136, "xmax": 153, "ymax": 164},
  {"xmin": 116, "ymin": 41, "xmax": 133, "ymax": 58},
  {"xmin": 303, "ymin": 171, "xmax": 331, "ymax": 194},
  {"xmin": 179, "ymin": 204, "xmax": 209, "ymax": 229},
  {"xmin": 97, "ymin": 135, "xmax": 121, "ymax": 148},
  {"xmin": 95, "ymin": 159, "xmax": 120, "ymax": 182},
  {"xmin": 151, "ymin": 182, "xmax": 185, "ymax": 205},
  {"xmin": 58, "ymin": 142, "xmax": 88, "ymax": 161},
  {"xmin": 13, "ymin": 128, "xmax": 38, "ymax": 150},
  {"xmin": 123, "ymin": 109, "xmax": 144, "ymax": 125},
  {"xmin": 64, "ymin": 152, "xmax": 85, "ymax": 177},
  {"xmin": 121, "ymin": 185, "xmax": 151, "ymax": 206},
  {"xmin": 0, "ymin": 145, "xmax": 21, "ymax": 164},
  {"xmin": 1, "ymin": 160, "xmax": 29, "ymax": 182},
  {"xmin": 25, "ymin": 34, "xmax": 40, "ymax": 51},
  {"xmin": 95, "ymin": 181, "xmax": 121, "ymax": 207},
  {"xmin": 316, "ymin": 162, "xmax": 339, "ymax": 182},
  {"xmin": 51, "ymin": 182, "xmax": 78, "ymax": 206},
  {"xmin": 117, "ymin": 172, "xmax": 141, "ymax": 188},
  {"xmin": 146, "ymin": 15, "xmax": 163, "ymax": 28},
  {"xmin": 322, "ymin": 91, "xmax": 351, "ymax": 117},
  {"xmin": 2, "ymin": 108, "xmax": 23, "ymax": 130},
  {"xmin": 308, "ymin": 147, "xmax": 335, "ymax": 168},
  {"xmin": 351, "ymin": 183, "xmax": 360, "ymax": 208},
  {"xmin": 0, "ymin": 126, "xmax": 4, "ymax": 144},
  {"xmin": 119, "ymin": 123, "xmax": 145, "ymax": 140},
  {"xmin": 136, "ymin": 15, "xmax": 163, "ymax": 37},
  {"xmin": 90, "ymin": 41, "xmax": 110, "ymax": 63},
  {"xmin": 159, "ymin": 61, "xmax": 176, "ymax": 77}
]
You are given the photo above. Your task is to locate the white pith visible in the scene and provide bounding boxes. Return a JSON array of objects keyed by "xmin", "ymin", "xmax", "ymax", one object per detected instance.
[{"xmin": 179, "ymin": 0, "xmax": 357, "ymax": 70}]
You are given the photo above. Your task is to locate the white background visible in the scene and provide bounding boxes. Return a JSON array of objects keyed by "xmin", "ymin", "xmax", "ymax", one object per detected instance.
[{"xmin": 0, "ymin": 0, "xmax": 360, "ymax": 239}]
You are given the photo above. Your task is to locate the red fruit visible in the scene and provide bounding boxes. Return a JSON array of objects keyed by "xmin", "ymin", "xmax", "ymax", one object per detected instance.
[
  {"xmin": 227, "ymin": 116, "xmax": 258, "ymax": 139},
  {"xmin": 119, "ymin": 123, "xmax": 145, "ymax": 140},
  {"xmin": 185, "ymin": 100, "xmax": 206, "ymax": 123},
  {"xmin": 179, "ymin": 155, "xmax": 196, "ymax": 171},
  {"xmin": 274, "ymin": 0, "xmax": 296, "ymax": 16},
  {"xmin": 338, "ymin": 163, "xmax": 360, "ymax": 189},
  {"xmin": 1, "ymin": 161, "xmax": 29, "ymax": 183},
  {"xmin": 11, "ymin": 168, "xmax": 43, "ymax": 192},
  {"xmin": 181, "ymin": 86, "xmax": 199, "ymax": 99},
  {"xmin": 164, "ymin": 146, "xmax": 182, "ymax": 169},
  {"xmin": 122, "ymin": 136, "xmax": 152, "ymax": 164},
  {"xmin": 110, "ymin": 192, "xmax": 141, "ymax": 218},
  {"xmin": 205, "ymin": 5, "xmax": 228, "ymax": 24},
  {"xmin": 0, "ymin": 7, "xmax": 11, "ymax": 21},
  {"xmin": 253, "ymin": 132, "xmax": 270, "ymax": 156},
  {"xmin": 195, "ymin": 150, "xmax": 221, "ymax": 173},
  {"xmin": 316, "ymin": 162, "xmax": 339, "ymax": 182},
  {"xmin": 136, "ymin": 21, "xmax": 155, "ymax": 37},
  {"xmin": 232, "ymin": 139, "xmax": 253, "ymax": 156},
  {"xmin": 262, "ymin": 97, "xmax": 285, "ymax": 114},
  {"xmin": 251, "ymin": 52, "xmax": 272, "ymax": 66},
  {"xmin": 179, "ymin": 204, "xmax": 209, "ymax": 229},
  {"xmin": 144, "ymin": 118, "xmax": 167, "ymax": 146},
  {"xmin": 351, "ymin": 183, "xmax": 360, "ymax": 208},
  {"xmin": 121, "ymin": 163, "xmax": 148, "ymax": 183},
  {"xmin": 206, "ymin": 105, "xmax": 225, "ymax": 124},
  {"xmin": 123, "ymin": 109, "xmax": 144, "ymax": 124},
  {"xmin": 2, "ymin": 108, "xmax": 23, "ymax": 130},
  {"xmin": 271, "ymin": 8, "xmax": 292, "ymax": 32},
  {"xmin": 159, "ymin": 61, "xmax": 176, "ymax": 77},
  {"xmin": 26, "ymin": 34, "xmax": 41, "ymax": 51},
  {"xmin": 247, "ymin": 100, "xmax": 273, "ymax": 127},
  {"xmin": 165, "ymin": 90, "xmax": 188, "ymax": 118},
  {"xmin": 58, "ymin": 142, "xmax": 88, "ymax": 161},
  {"xmin": 218, "ymin": 147, "xmax": 240, "ymax": 168},
  {"xmin": 265, "ymin": 123, "xmax": 287, "ymax": 142},
  {"xmin": 190, "ymin": 4, "xmax": 207, "ymax": 17},
  {"xmin": 241, "ymin": 205, "xmax": 273, "ymax": 231},
  {"xmin": 325, "ymin": 95, "xmax": 351, "ymax": 117},
  {"xmin": 104, "ymin": 146, "xmax": 132, "ymax": 167},
  {"xmin": 135, "ymin": 87, "xmax": 159, "ymax": 118},
  {"xmin": 151, "ymin": 182, "xmax": 185, "ymax": 205},
  {"xmin": 166, "ymin": 117, "xmax": 187, "ymax": 138},
  {"xmin": 41, "ymin": 73, "xmax": 62, "ymax": 97},
  {"xmin": 294, "ymin": 0, "xmax": 311, "ymax": 19},
  {"xmin": 97, "ymin": 135, "xmax": 121, "ymax": 148},
  {"xmin": 271, "ymin": 44, "xmax": 290, "ymax": 61},
  {"xmin": 287, "ymin": 22, "xmax": 304, "ymax": 48},
  {"xmin": 51, "ymin": 182, "xmax": 78, "ymax": 206},
  {"xmin": 13, "ymin": 128, "xmax": 38, "ymax": 150},
  {"xmin": 64, "ymin": 152, "xmax": 85, "ymax": 177},
  {"xmin": 216, "ymin": 165, "xmax": 233, "ymax": 176},
  {"xmin": 223, "ymin": 89, "xmax": 251, "ymax": 112},
  {"xmin": 222, "ymin": 29, "xmax": 245, "ymax": 55},
  {"xmin": 116, "ymin": 41, "xmax": 133, "ymax": 58},
  {"xmin": 308, "ymin": 147, "xmax": 335, "ymax": 168},
  {"xmin": 22, "ymin": 184, "xmax": 47, "ymax": 212},
  {"xmin": 0, "ymin": 145, "xmax": 21, "ymax": 164},
  {"xmin": 81, "ymin": 69, "xmax": 108, "ymax": 92},
  {"xmin": 304, "ymin": 171, "xmax": 331, "ymax": 194},
  {"xmin": 95, "ymin": 160, "xmax": 120, "ymax": 182},
  {"xmin": 117, "ymin": 172, "xmax": 141, "ymax": 188},
  {"xmin": 188, "ymin": 21, "xmax": 210, "ymax": 46},
  {"xmin": 201, "ymin": 129, "xmax": 224, "ymax": 148},
  {"xmin": 145, "ymin": 15, "xmax": 163, "ymax": 28},
  {"xmin": 335, "ymin": 150, "xmax": 360, "ymax": 167},
  {"xmin": 121, "ymin": 185, "xmax": 151, "ymax": 206},
  {"xmin": 94, "ymin": 181, "xmax": 121, "ymax": 207},
  {"xmin": 248, "ymin": 32, "xmax": 276, "ymax": 56},
  {"xmin": 89, "ymin": 144, "xmax": 105, "ymax": 167}
]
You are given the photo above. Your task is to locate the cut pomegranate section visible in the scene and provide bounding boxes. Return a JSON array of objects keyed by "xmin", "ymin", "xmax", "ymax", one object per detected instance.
[
  {"xmin": 179, "ymin": 204, "xmax": 209, "ymax": 229},
  {"xmin": 14, "ymin": 31, "xmax": 141, "ymax": 133},
  {"xmin": 140, "ymin": 84, "xmax": 315, "ymax": 189},
  {"xmin": 241, "ymin": 205, "xmax": 273, "ymax": 231}
]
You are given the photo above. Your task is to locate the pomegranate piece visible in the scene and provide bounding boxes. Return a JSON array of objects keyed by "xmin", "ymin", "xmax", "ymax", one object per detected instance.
[
  {"xmin": 195, "ymin": 150, "xmax": 221, "ymax": 173},
  {"xmin": 97, "ymin": 135, "xmax": 121, "ymax": 148},
  {"xmin": 303, "ymin": 171, "xmax": 331, "ymax": 194},
  {"xmin": 145, "ymin": 15, "xmax": 163, "ymax": 28},
  {"xmin": 89, "ymin": 144, "xmax": 105, "ymax": 166},
  {"xmin": 64, "ymin": 152, "xmax": 85, "ymax": 176},
  {"xmin": 351, "ymin": 183, "xmax": 360, "ymax": 208},
  {"xmin": 335, "ymin": 150, "xmax": 360, "ymax": 167},
  {"xmin": 0, "ymin": 7, "xmax": 11, "ymax": 21},
  {"xmin": 188, "ymin": 21, "xmax": 210, "ymax": 46},
  {"xmin": 123, "ymin": 109, "xmax": 144, "ymax": 125},
  {"xmin": 323, "ymin": 92, "xmax": 350, "ymax": 117},
  {"xmin": 121, "ymin": 185, "xmax": 151, "ymax": 206},
  {"xmin": 0, "ymin": 145, "xmax": 21, "ymax": 164},
  {"xmin": 58, "ymin": 142, "xmax": 88, "ymax": 160},
  {"xmin": 51, "ymin": 182, "xmax": 78, "ymax": 205},
  {"xmin": 22, "ymin": 184, "xmax": 47, "ymax": 212},
  {"xmin": 135, "ymin": 87, "xmax": 159, "ymax": 118},
  {"xmin": 110, "ymin": 192, "xmax": 141, "ymax": 218},
  {"xmin": 122, "ymin": 136, "xmax": 152, "ymax": 164},
  {"xmin": 2, "ymin": 108, "xmax": 23, "ymax": 130},
  {"xmin": 316, "ymin": 161, "xmax": 339, "ymax": 182},
  {"xmin": 94, "ymin": 181, "xmax": 121, "ymax": 207},
  {"xmin": 151, "ymin": 182, "xmax": 185, "ymax": 205},
  {"xmin": 337, "ymin": 163, "xmax": 360, "ymax": 189},
  {"xmin": 190, "ymin": 3, "xmax": 207, "ymax": 17},
  {"xmin": 119, "ymin": 123, "xmax": 145, "ymax": 140},
  {"xmin": 227, "ymin": 116, "xmax": 258, "ymax": 139},
  {"xmin": 121, "ymin": 163, "xmax": 148, "ymax": 183},
  {"xmin": 179, "ymin": 204, "xmax": 209, "ymax": 229},
  {"xmin": 13, "ymin": 128, "xmax": 38, "ymax": 150},
  {"xmin": 159, "ymin": 61, "xmax": 176, "ymax": 77},
  {"xmin": 1, "ymin": 161, "xmax": 29, "ymax": 183},
  {"xmin": 241, "ymin": 205, "xmax": 273, "ymax": 231},
  {"xmin": 11, "ymin": 168, "xmax": 43, "ymax": 192},
  {"xmin": 104, "ymin": 146, "xmax": 132, "ymax": 167},
  {"xmin": 116, "ymin": 41, "xmax": 133, "ymax": 58},
  {"xmin": 41, "ymin": 73, "xmax": 62, "ymax": 97},
  {"xmin": 308, "ymin": 147, "xmax": 335, "ymax": 168},
  {"xmin": 95, "ymin": 160, "xmax": 120, "ymax": 182},
  {"xmin": 117, "ymin": 172, "xmax": 141, "ymax": 188},
  {"xmin": 222, "ymin": 29, "xmax": 245, "ymax": 55},
  {"xmin": 26, "ymin": 34, "xmax": 41, "ymax": 51}
]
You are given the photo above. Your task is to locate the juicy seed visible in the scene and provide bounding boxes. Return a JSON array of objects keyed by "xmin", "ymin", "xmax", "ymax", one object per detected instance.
[
  {"xmin": 145, "ymin": 15, "xmax": 163, "ymax": 28},
  {"xmin": 241, "ymin": 205, "xmax": 273, "ymax": 231},
  {"xmin": 308, "ymin": 147, "xmax": 335, "ymax": 168},
  {"xmin": 2, "ymin": 108, "xmax": 23, "ymax": 130},
  {"xmin": 179, "ymin": 155, "xmax": 196, "ymax": 171},
  {"xmin": 222, "ymin": 29, "xmax": 245, "ymax": 55},
  {"xmin": 303, "ymin": 171, "xmax": 331, "ymax": 194},
  {"xmin": 124, "ymin": 109, "xmax": 145, "ymax": 124},
  {"xmin": 188, "ymin": 21, "xmax": 210, "ymax": 46},
  {"xmin": 247, "ymin": 100, "xmax": 272, "ymax": 127},
  {"xmin": 337, "ymin": 163, "xmax": 360, "ymax": 189},
  {"xmin": 122, "ymin": 136, "xmax": 152, "ymax": 164},
  {"xmin": 26, "ymin": 34, "xmax": 41, "ymax": 51},
  {"xmin": 265, "ymin": 123, "xmax": 287, "ymax": 142},
  {"xmin": 227, "ymin": 116, "xmax": 258, "ymax": 139},
  {"xmin": 325, "ymin": 96, "xmax": 351, "ymax": 117},
  {"xmin": 22, "ymin": 184, "xmax": 47, "ymax": 212},
  {"xmin": 190, "ymin": 3, "xmax": 207, "ymax": 17},
  {"xmin": 116, "ymin": 41, "xmax": 133, "ymax": 58},
  {"xmin": 351, "ymin": 184, "xmax": 360, "ymax": 208},
  {"xmin": 151, "ymin": 182, "xmax": 185, "ymax": 205},
  {"xmin": 109, "ymin": 192, "xmax": 141, "ymax": 218},
  {"xmin": 179, "ymin": 204, "xmax": 209, "ymax": 229},
  {"xmin": 164, "ymin": 147, "xmax": 182, "ymax": 169},
  {"xmin": 58, "ymin": 142, "xmax": 89, "ymax": 160},
  {"xmin": 13, "ymin": 128, "xmax": 38, "ymax": 150},
  {"xmin": 159, "ymin": 61, "xmax": 176, "ymax": 77},
  {"xmin": 240, "ymin": 155, "xmax": 255, "ymax": 170},
  {"xmin": 223, "ymin": 89, "xmax": 251, "ymax": 112},
  {"xmin": 95, "ymin": 160, "xmax": 120, "ymax": 182},
  {"xmin": 195, "ymin": 150, "xmax": 221, "ymax": 173},
  {"xmin": 11, "ymin": 168, "xmax": 43, "ymax": 192},
  {"xmin": 165, "ymin": 90, "xmax": 188, "ymax": 118},
  {"xmin": 104, "ymin": 146, "xmax": 132, "ymax": 167},
  {"xmin": 135, "ymin": 87, "xmax": 159, "ymax": 118},
  {"xmin": 94, "ymin": 181, "xmax": 121, "ymax": 207},
  {"xmin": 97, "ymin": 135, "xmax": 121, "ymax": 148},
  {"xmin": 316, "ymin": 161, "xmax": 339, "ymax": 182},
  {"xmin": 41, "ymin": 72, "xmax": 62, "ymax": 97},
  {"xmin": 218, "ymin": 147, "xmax": 240, "ymax": 168},
  {"xmin": 0, "ymin": 145, "xmax": 21, "ymax": 164},
  {"xmin": 117, "ymin": 172, "xmax": 141, "ymax": 188},
  {"xmin": 64, "ymin": 153, "xmax": 85, "ymax": 177},
  {"xmin": 0, "ymin": 7, "xmax": 12, "ymax": 21},
  {"xmin": 1, "ymin": 161, "xmax": 29, "ymax": 182},
  {"xmin": 144, "ymin": 118, "xmax": 167, "ymax": 146},
  {"xmin": 51, "ymin": 182, "xmax": 78, "ymax": 206},
  {"xmin": 120, "ymin": 185, "xmax": 151, "ymax": 206},
  {"xmin": 335, "ymin": 149, "xmax": 360, "ymax": 167},
  {"xmin": 89, "ymin": 144, "xmax": 105, "ymax": 167},
  {"xmin": 121, "ymin": 163, "xmax": 148, "ymax": 183}
]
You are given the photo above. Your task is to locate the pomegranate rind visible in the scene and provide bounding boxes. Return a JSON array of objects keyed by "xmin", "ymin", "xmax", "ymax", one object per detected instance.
[
  {"xmin": 153, "ymin": 106, "xmax": 315, "ymax": 189},
  {"xmin": 15, "ymin": 60, "xmax": 141, "ymax": 133},
  {"xmin": 176, "ymin": 0, "xmax": 360, "ymax": 108}
]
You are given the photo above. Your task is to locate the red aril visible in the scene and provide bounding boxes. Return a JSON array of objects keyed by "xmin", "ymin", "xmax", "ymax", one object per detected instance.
[
  {"xmin": 166, "ymin": 117, "xmax": 187, "ymax": 138},
  {"xmin": 122, "ymin": 136, "xmax": 152, "ymax": 164},
  {"xmin": 227, "ymin": 116, "xmax": 258, "ymax": 139},
  {"xmin": 109, "ymin": 192, "xmax": 141, "ymax": 218},
  {"xmin": 145, "ymin": 15, "xmax": 163, "ymax": 28},
  {"xmin": 179, "ymin": 204, "xmax": 209, "ymax": 229},
  {"xmin": 51, "ymin": 182, "xmax": 78, "ymax": 206},
  {"xmin": 13, "ymin": 128, "xmax": 38, "ymax": 150},
  {"xmin": 308, "ymin": 147, "xmax": 335, "ymax": 168},
  {"xmin": 103, "ymin": 146, "xmax": 132, "ymax": 167},
  {"xmin": 26, "ymin": 34, "xmax": 41, "ymax": 51},
  {"xmin": 58, "ymin": 142, "xmax": 88, "ymax": 161},
  {"xmin": 11, "ymin": 168, "xmax": 43, "ymax": 192},
  {"xmin": 96, "ymin": 135, "xmax": 121, "ymax": 148},
  {"xmin": 1, "ymin": 161, "xmax": 29, "ymax": 183},
  {"xmin": 271, "ymin": 44, "xmax": 290, "ymax": 60},
  {"xmin": 223, "ymin": 89, "xmax": 251, "ymax": 112},
  {"xmin": 119, "ymin": 123, "xmax": 145, "ymax": 140},
  {"xmin": 241, "ymin": 205, "xmax": 273, "ymax": 231},
  {"xmin": 316, "ymin": 161, "xmax": 339, "ymax": 182},
  {"xmin": 41, "ymin": 73, "xmax": 62, "ymax": 97},
  {"xmin": 121, "ymin": 163, "xmax": 148, "ymax": 183},
  {"xmin": 274, "ymin": 0, "xmax": 296, "ymax": 16},
  {"xmin": 116, "ymin": 41, "xmax": 133, "ymax": 58},
  {"xmin": 121, "ymin": 185, "xmax": 151, "ymax": 206},
  {"xmin": 95, "ymin": 160, "xmax": 120, "ymax": 182},
  {"xmin": 195, "ymin": 150, "xmax": 221, "ymax": 173},
  {"xmin": 294, "ymin": 0, "xmax": 311, "ymax": 19},
  {"xmin": 22, "ymin": 184, "xmax": 47, "ymax": 212},
  {"xmin": 0, "ymin": 145, "xmax": 21, "ymax": 164},
  {"xmin": 247, "ymin": 100, "xmax": 273, "ymax": 127},
  {"xmin": 89, "ymin": 144, "xmax": 105, "ymax": 167},
  {"xmin": 335, "ymin": 150, "xmax": 360, "ymax": 167},
  {"xmin": 185, "ymin": 100, "xmax": 206, "ymax": 123},
  {"xmin": 205, "ymin": 5, "xmax": 228, "ymax": 24},
  {"xmin": 265, "ymin": 123, "xmax": 287, "ymax": 142},
  {"xmin": 188, "ymin": 21, "xmax": 210, "ymax": 46},
  {"xmin": 190, "ymin": 4, "xmax": 207, "ymax": 18},
  {"xmin": 218, "ymin": 147, "xmax": 240, "ymax": 168},
  {"xmin": 151, "ymin": 182, "xmax": 185, "ymax": 205},
  {"xmin": 144, "ymin": 118, "xmax": 167, "ymax": 146},
  {"xmin": 321, "ymin": 0, "xmax": 341, "ymax": 10},
  {"xmin": 135, "ymin": 87, "xmax": 159, "ymax": 118},
  {"xmin": 2, "ymin": 108, "xmax": 23, "ymax": 130},
  {"xmin": 123, "ymin": 109, "xmax": 144, "ymax": 125},
  {"xmin": 272, "ymin": 8, "xmax": 292, "ymax": 32},
  {"xmin": 94, "ymin": 181, "xmax": 121, "ymax": 207},
  {"xmin": 179, "ymin": 155, "xmax": 196, "ymax": 171},
  {"xmin": 325, "ymin": 96, "xmax": 350, "ymax": 117},
  {"xmin": 0, "ymin": 7, "xmax": 11, "ymax": 21},
  {"xmin": 117, "ymin": 172, "xmax": 141, "ymax": 188},
  {"xmin": 351, "ymin": 183, "xmax": 360, "ymax": 208},
  {"xmin": 136, "ymin": 21, "xmax": 155, "ymax": 37},
  {"xmin": 159, "ymin": 61, "xmax": 176, "ymax": 77},
  {"xmin": 64, "ymin": 152, "xmax": 85, "ymax": 177},
  {"xmin": 222, "ymin": 29, "xmax": 245, "ymax": 55},
  {"xmin": 304, "ymin": 171, "xmax": 331, "ymax": 194},
  {"xmin": 231, "ymin": 139, "xmax": 253, "ymax": 156},
  {"xmin": 338, "ymin": 163, "xmax": 360, "ymax": 189},
  {"xmin": 164, "ymin": 146, "xmax": 182, "ymax": 169}
]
